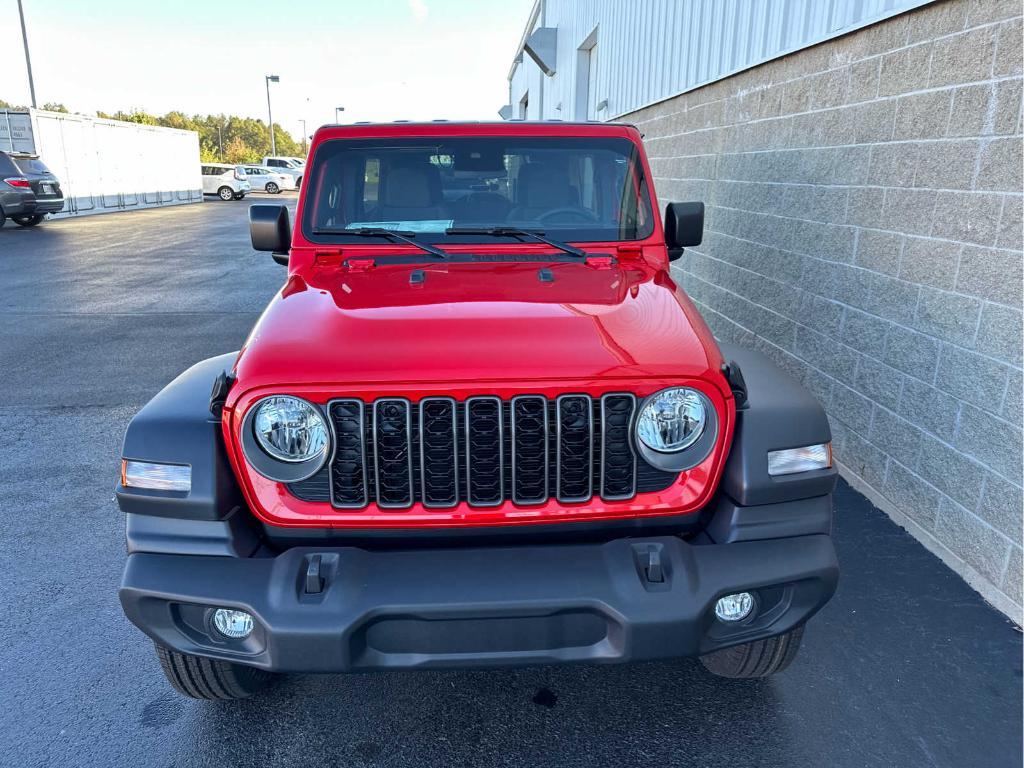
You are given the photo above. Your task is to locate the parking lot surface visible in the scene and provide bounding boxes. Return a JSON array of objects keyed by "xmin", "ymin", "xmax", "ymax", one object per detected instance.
[{"xmin": 1, "ymin": 199, "xmax": 1020, "ymax": 768}]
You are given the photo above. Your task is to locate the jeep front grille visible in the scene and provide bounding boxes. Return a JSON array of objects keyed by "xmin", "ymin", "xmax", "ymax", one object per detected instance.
[{"xmin": 288, "ymin": 393, "xmax": 680, "ymax": 509}]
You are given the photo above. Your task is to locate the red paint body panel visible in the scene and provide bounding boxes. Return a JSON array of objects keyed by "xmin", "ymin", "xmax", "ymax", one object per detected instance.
[{"xmin": 223, "ymin": 122, "xmax": 734, "ymax": 529}]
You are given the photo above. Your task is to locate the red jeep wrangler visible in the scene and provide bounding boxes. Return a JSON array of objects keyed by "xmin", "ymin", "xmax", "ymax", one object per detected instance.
[{"xmin": 118, "ymin": 121, "xmax": 838, "ymax": 700}]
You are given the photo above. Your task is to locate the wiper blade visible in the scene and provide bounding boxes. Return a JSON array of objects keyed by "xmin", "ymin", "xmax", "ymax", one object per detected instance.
[
  {"xmin": 445, "ymin": 227, "xmax": 587, "ymax": 260},
  {"xmin": 312, "ymin": 227, "xmax": 450, "ymax": 259}
]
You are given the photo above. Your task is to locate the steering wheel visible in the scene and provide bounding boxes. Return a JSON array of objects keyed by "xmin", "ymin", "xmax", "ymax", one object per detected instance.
[{"xmin": 536, "ymin": 207, "xmax": 600, "ymax": 224}]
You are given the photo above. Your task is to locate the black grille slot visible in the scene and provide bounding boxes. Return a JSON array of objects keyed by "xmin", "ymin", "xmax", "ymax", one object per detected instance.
[
  {"xmin": 556, "ymin": 395, "xmax": 593, "ymax": 503},
  {"xmin": 330, "ymin": 399, "xmax": 368, "ymax": 507},
  {"xmin": 373, "ymin": 399, "xmax": 413, "ymax": 508},
  {"xmin": 420, "ymin": 398, "xmax": 458, "ymax": 507},
  {"xmin": 466, "ymin": 397, "xmax": 503, "ymax": 506},
  {"xmin": 511, "ymin": 396, "xmax": 548, "ymax": 505},
  {"xmin": 290, "ymin": 392, "xmax": 680, "ymax": 508},
  {"xmin": 600, "ymin": 394, "xmax": 637, "ymax": 500}
]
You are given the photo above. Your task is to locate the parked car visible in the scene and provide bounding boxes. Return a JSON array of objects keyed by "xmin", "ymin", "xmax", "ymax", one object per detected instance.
[
  {"xmin": 119, "ymin": 121, "xmax": 839, "ymax": 700},
  {"xmin": 241, "ymin": 165, "xmax": 294, "ymax": 194},
  {"xmin": 0, "ymin": 151, "xmax": 64, "ymax": 227},
  {"xmin": 200, "ymin": 164, "xmax": 251, "ymax": 201},
  {"xmin": 261, "ymin": 155, "xmax": 305, "ymax": 187}
]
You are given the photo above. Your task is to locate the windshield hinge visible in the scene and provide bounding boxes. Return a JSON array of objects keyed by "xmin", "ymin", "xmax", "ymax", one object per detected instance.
[
  {"xmin": 586, "ymin": 256, "xmax": 617, "ymax": 270},
  {"xmin": 344, "ymin": 258, "xmax": 376, "ymax": 272},
  {"xmin": 313, "ymin": 249, "xmax": 346, "ymax": 266}
]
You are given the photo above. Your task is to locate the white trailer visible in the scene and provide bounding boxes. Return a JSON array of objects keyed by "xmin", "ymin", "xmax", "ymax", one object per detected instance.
[{"xmin": 0, "ymin": 109, "xmax": 202, "ymax": 218}]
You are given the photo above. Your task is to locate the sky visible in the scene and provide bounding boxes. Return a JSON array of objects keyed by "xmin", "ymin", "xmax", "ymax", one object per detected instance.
[{"xmin": 0, "ymin": 0, "xmax": 534, "ymax": 139}]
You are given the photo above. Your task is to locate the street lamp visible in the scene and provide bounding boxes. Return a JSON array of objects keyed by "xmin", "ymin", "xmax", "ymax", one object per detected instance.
[
  {"xmin": 17, "ymin": 0, "xmax": 37, "ymax": 108},
  {"xmin": 299, "ymin": 119, "xmax": 307, "ymax": 155},
  {"xmin": 265, "ymin": 74, "xmax": 280, "ymax": 155},
  {"xmin": 335, "ymin": 106, "xmax": 345, "ymax": 123}
]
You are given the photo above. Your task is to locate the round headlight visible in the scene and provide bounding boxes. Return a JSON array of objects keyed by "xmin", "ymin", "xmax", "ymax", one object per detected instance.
[
  {"xmin": 252, "ymin": 395, "xmax": 329, "ymax": 463},
  {"xmin": 636, "ymin": 387, "xmax": 707, "ymax": 453}
]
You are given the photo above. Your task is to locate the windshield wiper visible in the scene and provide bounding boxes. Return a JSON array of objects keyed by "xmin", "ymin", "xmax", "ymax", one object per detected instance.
[
  {"xmin": 312, "ymin": 227, "xmax": 450, "ymax": 259},
  {"xmin": 445, "ymin": 227, "xmax": 587, "ymax": 260}
]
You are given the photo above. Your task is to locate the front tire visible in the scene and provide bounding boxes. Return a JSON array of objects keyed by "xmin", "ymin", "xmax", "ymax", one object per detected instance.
[
  {"xmin": 155, "ymin": 644, "xmax": 273, "ymax": 700},
  {"xmin": 13, "ymin": 214, "xmax": 45, "ymax": 227},
  {"xmin": 218, "ymin": 186, "xmax": 235, "ymax": 201},
  {"xmin": 700, "ymin": 626, "xmax": 805, "ymax": 679},
  {"xmin": 0, "ymin": 209, "xmax": 6, "ymax": 228},
  {"xmin": 265, "ymin": 182, "xmax": 279, "ymax": 194}
]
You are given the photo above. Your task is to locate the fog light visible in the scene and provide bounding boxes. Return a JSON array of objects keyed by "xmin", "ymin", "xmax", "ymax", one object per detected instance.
[
  {"xmin": 212, "ymin": 608, "xmax": 254, "ymax": 639},
  {"xmin": 715, "ymin": 592, "xmax": 754, "ymax": 622}
]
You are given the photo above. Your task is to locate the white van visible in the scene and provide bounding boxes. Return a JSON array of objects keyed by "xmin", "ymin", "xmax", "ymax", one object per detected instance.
[
  {"xmin": 261, "ymin": 156, "xmax": 305, "ymax": 187},
  {"xmin": 200, "ymin": 164, "xmax": 252, "ymax": 201}
]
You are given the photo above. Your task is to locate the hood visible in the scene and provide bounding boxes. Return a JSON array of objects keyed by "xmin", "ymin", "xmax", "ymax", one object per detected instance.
[{"xmin": 232, "ymin": 260, "xmax": 724, "ymax": 393}]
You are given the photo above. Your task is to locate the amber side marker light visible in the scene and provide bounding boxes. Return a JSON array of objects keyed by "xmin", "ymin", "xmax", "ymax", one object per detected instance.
[
  {"xmin": 766, "ymin": 443, "xmax": 832, "ymax": 476},
  {"xmin": 121, "ymin": 459, "xmax": 192, "ymax": 492}
]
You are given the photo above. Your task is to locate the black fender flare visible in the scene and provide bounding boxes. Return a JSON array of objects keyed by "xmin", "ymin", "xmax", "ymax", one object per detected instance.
[
  {"xmin": 117, "ymin": 352, "xmax": 243, "ymax": 522},
  {"xmin": 718, "ymin": 342, "xmax": 837, "ymax": 507}
]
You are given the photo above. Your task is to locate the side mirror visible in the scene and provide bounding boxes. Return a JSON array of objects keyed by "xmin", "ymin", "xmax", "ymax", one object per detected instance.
[
  {"xmin": 664, "ymin": 201, "xmax": 704, "ymax": 261},
  {"xmin": 250, "ymin": 204, "xmax": 291, "ymax": 265}
]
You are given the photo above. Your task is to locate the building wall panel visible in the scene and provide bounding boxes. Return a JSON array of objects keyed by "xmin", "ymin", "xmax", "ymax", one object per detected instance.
[
  {"xmin": 509, "ymin": 0, "xmax": 936, "ymax": 120},
  {"xmin": 620, "ymin": 0, "xmax": 1023, "ymax": 621}
]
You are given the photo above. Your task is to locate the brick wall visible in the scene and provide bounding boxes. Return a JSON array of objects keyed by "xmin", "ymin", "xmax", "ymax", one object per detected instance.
[{"xmin": 625, "ymin": 0, "xmax": 1023, "ymax": 620}]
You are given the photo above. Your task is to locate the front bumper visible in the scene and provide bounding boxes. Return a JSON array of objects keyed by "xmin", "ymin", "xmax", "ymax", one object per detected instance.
[{"xmin": 120, "ymin": 534, "xmax": 838, "ymax": 673}]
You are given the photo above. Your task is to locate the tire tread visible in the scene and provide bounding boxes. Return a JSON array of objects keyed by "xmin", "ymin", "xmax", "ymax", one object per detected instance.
[
  {"xmin": 155, "ymin": 644, "xmax": 272, "ymax": 700},
  {"xmin": 700, "ymin": 626, "xmax": 805, "ymax": 679}
]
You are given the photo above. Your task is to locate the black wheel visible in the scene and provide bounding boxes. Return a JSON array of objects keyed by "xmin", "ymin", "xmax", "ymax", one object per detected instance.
[
  {"xmin": 265, "ymin": 182, "xmax": 280, "ymax": 194},
  {"xmin": 0, "ymin": 209, "xmax": 6, "ymax": 228},
  {"xmin": 218, "ymin": 186, "xmax": 235, "ymax": 201},
  {"xmin": 700, "ymin": 626, "xmax": 805, "ymax": 679},
  {"xmin": 13, "ymin": 214, "xmax": 45, "ymax": 227},
  {"xmin": 155, "ymin": 644, "xmax": 273, "ymax": 700},
  {"xmin": 234, "ymin": 193, "xmax": 246, "ymax": 200}
]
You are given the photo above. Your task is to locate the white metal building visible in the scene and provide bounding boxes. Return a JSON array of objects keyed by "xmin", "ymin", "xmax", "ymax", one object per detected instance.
[
  {"xmin": 501, "ymin": 0, "xmax": 1024, "ymax": 622},
  {"xmin": 1, "ymin": 109, "xmax": 202, "ymax": 218},
  {"xmin": 503, "ymin": 0, "xmax": 934, "ymax": 121}
]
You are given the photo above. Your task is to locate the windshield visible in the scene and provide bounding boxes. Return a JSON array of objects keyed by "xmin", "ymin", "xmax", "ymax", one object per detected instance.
[{"xmin": 302, "ymin": 136, "xmax": 654, "ymax": 243}]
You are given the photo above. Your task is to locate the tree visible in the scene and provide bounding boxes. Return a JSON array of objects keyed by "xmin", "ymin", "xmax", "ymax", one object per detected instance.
[
  {"xmin": 224, "ymin": 136, "xmax": 255, "ymax": 165},
  {"xmin": 41, "ymin": 102, "xmax": 69, "ymax": 113}
]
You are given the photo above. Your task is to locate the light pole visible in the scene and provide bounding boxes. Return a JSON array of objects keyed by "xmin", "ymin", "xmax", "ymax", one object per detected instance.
[
  {"xmin": 299, "ymin": 119, "xmax": 307, "ymax": 155},
  {"xmin": 17, "ymin": 0, "xmax": 37, "ymax": 108},
  {"xmin": 335, "ymin": 106, "xmax": 345, "ymax": 123},
  {"xmin": 265, "ymin": 74, "xmax": 280, "ymax": 155}
]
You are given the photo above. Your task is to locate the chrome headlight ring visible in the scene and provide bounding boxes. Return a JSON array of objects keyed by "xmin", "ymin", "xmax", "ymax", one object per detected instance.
[
  {"xmin": 634, "ymin": 387, "xmax": 718, "ymax": 472},
  {"xmin": 240, "ymin": 395, "xmax": 332, "ymax": 483}
]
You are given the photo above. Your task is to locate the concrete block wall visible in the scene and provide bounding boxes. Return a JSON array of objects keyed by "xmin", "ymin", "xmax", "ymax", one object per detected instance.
[{"xmin": 625, "ymin": 0, "xmax": 1023, "ymax": 620}]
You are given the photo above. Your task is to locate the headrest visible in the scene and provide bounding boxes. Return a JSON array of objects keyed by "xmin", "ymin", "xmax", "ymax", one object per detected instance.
[
  {"xmin": 381, "ymin": 162, "xmax": 442, "ymax": 208},
  {"xmin": 516, "ymin": 163, "xmax": 576, "ymax": 209}
]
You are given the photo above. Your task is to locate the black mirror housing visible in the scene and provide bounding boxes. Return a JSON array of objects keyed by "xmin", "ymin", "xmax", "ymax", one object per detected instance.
[
  {"xmin": 250, "ymin": 204, "xmax": 291, "ymax": 263},
  {"xmin": 664, "ymin": 201, "xmax": 704, "ymax": 261}
]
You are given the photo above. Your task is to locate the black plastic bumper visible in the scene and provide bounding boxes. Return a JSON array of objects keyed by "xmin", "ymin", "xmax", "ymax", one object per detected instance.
[
  {"xmin": 120, "ymin": 534, "xmax": 838, "ymax": 673},
  {"xmin": 32, "ymin": 197, "xmax": 64, "ymax": 214}
]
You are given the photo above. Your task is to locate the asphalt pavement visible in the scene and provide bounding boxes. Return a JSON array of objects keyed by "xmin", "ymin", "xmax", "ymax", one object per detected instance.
[{"xmin": 0, "ymin": 195, "xmax": 1020, "ymax": 768}]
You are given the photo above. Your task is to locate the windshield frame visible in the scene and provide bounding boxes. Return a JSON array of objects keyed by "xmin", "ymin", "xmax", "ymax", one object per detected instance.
[{"xmin": 299, "ymin": 135, "xmax": 656, "ymax": 246}]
